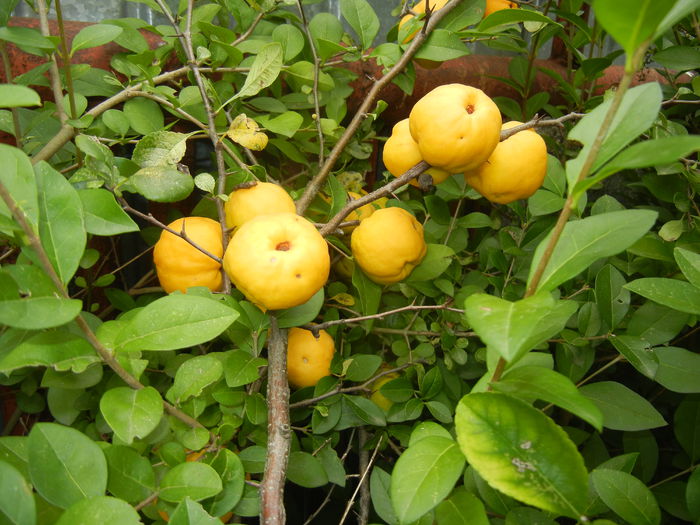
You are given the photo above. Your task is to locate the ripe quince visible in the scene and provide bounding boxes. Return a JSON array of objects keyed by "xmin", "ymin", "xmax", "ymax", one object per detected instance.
[
  {"xmin": 485, "ymin": 0, "xmax": 518, "ymax": 17},
  {"xmin": 350, "ymin": 207, "xmax": 427, "ymax": 285},
  {"xmin": 409, "ymin": 84, "xmax": 502, "ymax": 173},
  {"xmin": 153, "ymin": 216, "xmax": 223, "ymax": 294},
  {"xmin": 383, "ymin": 119, "xmax": 451, "ymax": 186},
  {"xmin": 286, "ymin": 327, "xmax": 335, "ymax": 389},
  {"xmin": 224, "ymin": 181, "xmax": 296, "ymax": 232},
  {"xmin": 223, "ymin": 212, "xmax": 330, "ymax": 310},
  {"xmin": 464, "ymin": 121, "xmax": 548, "ymax": 204}
]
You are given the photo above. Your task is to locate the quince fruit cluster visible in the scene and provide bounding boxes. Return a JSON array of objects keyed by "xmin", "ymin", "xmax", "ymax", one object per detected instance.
[
  {"xmin": 383, "ymin": 83, "xmax": 548, "ymax": 204},
  {"xmin": 153, "ymin": 182, "xmax": 330, "ymax": 312}
]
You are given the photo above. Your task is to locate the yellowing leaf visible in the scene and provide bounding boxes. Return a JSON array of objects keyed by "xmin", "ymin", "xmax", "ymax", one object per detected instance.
[
  {"xmin": 226, "ymin": 114, "xmax": 268, "ymax": 151},
  {"xmin": 330, "ymin": 293, "xmax": 355, "ymax": 306}
]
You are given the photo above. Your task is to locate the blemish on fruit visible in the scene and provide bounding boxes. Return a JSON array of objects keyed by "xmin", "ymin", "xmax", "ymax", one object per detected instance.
[
  {"xmin": 466, "ymin": 104, "xmax": 475, "ymax": 114},
  {"xmin": 276, "ymin": 241, "xmax": 291, "ymax": 251},
  {"xmin": 296, "ymin": 273, "xmax": 301, "ymax": 278}
]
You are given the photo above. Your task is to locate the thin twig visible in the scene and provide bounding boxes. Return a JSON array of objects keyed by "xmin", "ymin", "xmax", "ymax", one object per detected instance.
[
  {"xmin": 338, "ymin": 434, "xmax": 384, "ymax": 525},
  {"xmin": 36, "ymin": 0, "xmax": 67, "ymax": 125},
  {"xmin": 0, "ymin": 42, "xmax": 23, "ymax": 145},
  {"xmin": 499, "ymin": 112, "xmax": 585, "ymax": 141}
]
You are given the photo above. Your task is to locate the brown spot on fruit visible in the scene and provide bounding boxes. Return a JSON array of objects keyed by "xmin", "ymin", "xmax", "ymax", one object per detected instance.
[
  {"xmin": 276, "ymin": 241, "xmax": 291, "ymax": 251},
  {"xmin": 466, "ymin": 104, "xmax": 475, "ymax": 114}
]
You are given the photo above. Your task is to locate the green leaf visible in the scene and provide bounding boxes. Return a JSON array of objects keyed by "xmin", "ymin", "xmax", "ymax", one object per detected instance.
[
  {"xmin": 370, "ymin": 466, "xmax": 398, "ymax": 525},
  {"xmin": 343, "ymin": 395, "xmax": 387, "ymax": 427},
  {"xmin": 102, "ymin": 109, "xmax": 130, "ymax": 136},
  {"xmin": 0, "ymin": 294, "xmax": 82, "ymax": 330},
  {"xmin": 464, "ymin": 293, "xmax": 576, "ymax": 364},
  {"xmin": 28, "ymin": 423, "xmax": 108, "ymax": 509},
  {"xmin": 390, "ymin": 436, "xmax": 465, "ymax": 524},
  {"xmin": 0, "ymin": 26, "xmax": 55, "ymax": 51},
  {"xmin": 655, "ymin": 0, "xmax": 700, "ymax": 39},
  {"xmin": 0, "ymin": 331, "xmax": 98, "ymax": 374},
  {"xmin": 610, "ymin": 335, "xmax": 658, "ymax": 379},
  {"xmin": 0, "ymin": 84, "xmax": 40, "ymax": 108},
  {"xmin": 675, "ymin": 247, "xmax": 700, "ymax": 288},
  {"xmin": 0, "ymin": 437, "xmax": 29, "ymax": 481},
  {"xmin": 132, "ymin": 131, "xmax": 190, "ymax": 168},
  {"xmin": 258, "ymin": 111, "xmax": 304, "ymax": 138},
  {"xmin": 223, "ymin": 42, "xmax": 283, "ymax": 104},
  {"xmin": 0, "ymin": 460, "xmax": 35, "ymax": 525},
  {"xmin": 309, "ymin": 12, "xmax": 345, "ymax": 59},
  {"xmin": 625, "ymin": 277, "xmax": 700, "ymax": 315},
  {"xmin": 653, "ymin": 347, "xmax": 700, "ymax": 393},
  {"xmin": 104, "ymin": 445, "xmax": 156, "ymax": 503},
  {"xmin": 595, "ymin": 264, "xmax": 630, "ymax": 330},
  {"xmin": 593, "ymin": 0, "xmax": 674, "ymax": 68},
  {"xmin": 35, "ymin": 162, "xmax": 86, "ymax": 284},
  {"xmin": 78, "ymin": 188, "xmax": 138, "ymax": 236},
  {"xmin": 55, "ymin": 496, "xmax": 141, "ymax": 525},
  {"xmin": 567, "ymin": 83, "xmax": 662, "ymax": 189},
  {"xmin": 494, "ymin": 366, "xmax": 603, "ymax": 431},
  {"xmin": 688, "ymin": 465, "xmax": 700, "ymax": 520},
  {"xmin": 159, "ymin": 462, "xmax": 223, "ymax": 503},
  {"xmin": 70, "ymin": 24, "xmax": 123, "ymax": 56},
  {"xmin": 352, "ymin": 263, "xmax": 381, "ymax": 331},
  {"xmin": 341, "ymin": 0, "xmax": 380, "ymax": 49},
  {"xmin": 224, "ymin": 349, "xmax": 266, "ymax": 387},
  {"xmin": 344, "ymin": 354, "xmax": 382, "ymax": 382},
  {"xmin": 435, "ymin": 487, "xmax": 489, "ymax": 525},
  {"xmin": 527, "ymin": 209, "xmax": 657, "ymax": 293},
  {"xmin": 170, "ymin": 497, "xmax": 220, "ymax": 525},
  {"xmin": 126, "ymin": 165, "xmax": 194, "ymax": 203},
  {"xmin": 0, "ymin": 0, "xmax": 20, "ymax": 26},
  {"xmin": 455, "ymin": 392, "xmax": 588, "ymax": 519},
  {"xmin": 167, "ymin": 355, "xmax": 224, "ymax": 404},
  {"xmin": 579, "ymin": 381, "xmax": 667, "ymax": 431},
  {"xmin": 414, "ymin": 29, "xmax": 470, "ymax": 62},
  {"xmin": 0, "ymin": 144, "xmax": 38, "ymax": 229},
  {"xmin": 674, "ymin": 397, "xmax": 700, "ymax": 462},
  {"xmin": 479, "ymin": 7, "xmax": 560, "ymax": 31},
  {"xmin": 115, "ymin": 294, "xmax": 238, "ymax": 352},
  {"xmin": 276, "ymin": 287, "xmax": 324, "ymax": 328},
  {"xmin": 590, "ymin": 469, "xmax": 661, "ymax": 525},
  {"xmin": 271, "ymin": 24, "xmax": 304, "ymax": 62},
  {"xmin": 123, "ymin": 97, "xmax": 164, "ymax": 135},
  {"xmin": 203, "ymin": 449, "xmax": 246, "ymax": 517},
  {"xmin": 100, "ymin": 386, "xmax": 164, "ymax": 444},
  {"xmin": 287, "ymin": 451, "xmax": 329, "ymax": 488},
  {"xmin": 407, "ymin": 244, "xmax": 455, "ymax": 282}
]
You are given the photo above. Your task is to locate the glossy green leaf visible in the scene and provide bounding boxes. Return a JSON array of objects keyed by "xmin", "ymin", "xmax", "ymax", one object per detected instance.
[
  {"xmin": 455, "ymin": 392, "xmax": 588, "ymax": 519},
  {"xmin": 675, "ymin": 247, "xmax": 700, "ymax": 288},
  {"xmin": 593, "ymin": 0, "xmax": 674, "ymax": 67},
  {"xmin": 203, "ymin": 448, "xmax": 246, "ymax": 517},
  {"xmin": 464, "ymin": 293, "xmax": 576, "ymax": 364},
  {"xmin": 258, "ymin": 111, "xmax": 304, "ymax": 138},
  {"xmin": 352, "ymin": 263, "xmax": 381, "ymax": 332},
  {"xmin": 287, "ymin": 451, "xmax": 329, "ymax": 488},
  {"xmin": 0, "ymin": 460, "xmax": 35, "ymax": 525},
  {"xmin": 0, "ymin": 294, "xmax": 82, "ymax": 330},
  {"xmin": 223, "ymin": 349, "xmax": 266, "ymax": 387},
  {"xmin": 78, "ymin": 188, "xmax": 138, "ymax": 235},
  {"xmin": 167, "ymin": 355, "xmax": 224, "ymax": 404},
  {"xmin": 625, "ymin": 277, "xmax": 700, "ymax": 315},
  {"xmin": 528, "ymin": 210, "xmax": 657, "ymax": 293},
  {"xmin": 344, "ymin": 354, "xmax": 382, "ymax": 382},
  {"xmin": 0, "ymin": 26, "xmax": 55, "ymax": 51},
  {"xmin": 28, "ymin": 423, "xmax": 108, "ymax": 509},
  {"xmin": 159, "ymin": 462, "xmax": 223, "ymax": 503},
  {"xmin": 169, "ymin": 497, "xmax": 220, "ymax": 525},
  {"xmin": 590, "ymin": 469, "xmax": 660, "ymax": 525},
  {"xmin": 115, "ymin": 294, "xmax": 238, "ymax": 352},
  {"xmin": 0, "ymin": 437, "xmax": 29, "ymax": 481},
  {"xmin": 390, "ymin": 435, "xmax": 465, "ymax": 524},
  {"xmin": 610, "ymin": 335, "xmax": 658, "ymax": 379},
  {"xmin": 674, "ymin": 397, "xmax": 700, "ymax": 462},
  {"xmin": 123, "ymin": 97, "xmax": 163, "ymax": 135},
  {"xmin": 567, "ymin": 83, "xmax": 662, "ymax": 187},
  {"xmin": 407, "ymin": 244, "xmax": 455, "ymax": 282},
  {"xmin": 0, "ymin": 144, "xmax": 38, "ymax": 228},
  {"xmin": 70, "ymin": 24, "xmax": 123, "ymax": 56},
  {"xmin": 579, "ymin": 381, "xmax": 667, "ymax": 431},
  {"xmin": 0, "ymin": 0, "xmax": 20, "ymax": 26},
  {"xmin": 687, "ymin": 467, "xmax": 700, "ymax": 520},
  {"xmin": 35, "ymin": 161, "xmax": 86, "ymax": 284},
  {"xmin": 0, "ymin": 84, "xmax": 40, "ymax": 108},
  {"xmin": 276, "ymin": 287, "xmax": 324, "ymax": 328},
  {"xmin": 414, "ymin": 29, "xmax": 469, "ymax": 62},
  {"xmin": 55, "ymin": 496, "xmax": 140, "ymax": 525},
  {"xmin": 104, "ymin": 445, "xmax": 156, "ymax": 503},
  {"xmin": 271, "ymin": 24, "xmax": 304, "ymax": 62},
  {"xmin": 343, "ymin": 395, "xmax": 387, "ymax": 428},
  {"xmin": 653, "ymin": 347, "xmax": 700, "ymax": 393},
  {"xmin": 435, "ymin": 487, "xmax": 489, "ymax": 525},
  {"xmin": 494, "ymin": 366, "xmax": 603, "ymax": 431},
  {"xmin": 370, "ymin": 466, "xmax": 398, "ymax": 525},
  {"xmin": 126, "ymin": 165, "xmax": 194, "ymax": 203},
  {"xmin": 100, "ymin": 386, "xmax": 164, "ymax": 443},
  {"xmin": 340, "ymin": 0, "xmax": 379, "ymax": 49},
  {"xmin": 0, "ymin": 331, "xmax": 98, "ymax": 374},
  {"xmin": 479, "ymin": 8, "xmax": 561, "ymax": 31},
  {"xmin": 595, "ymin": 264, "xmax": 630, "ymax": 330},
  {"xmin": 132, "ymin": 131, "xmax": 190, "ymax": 168}
]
